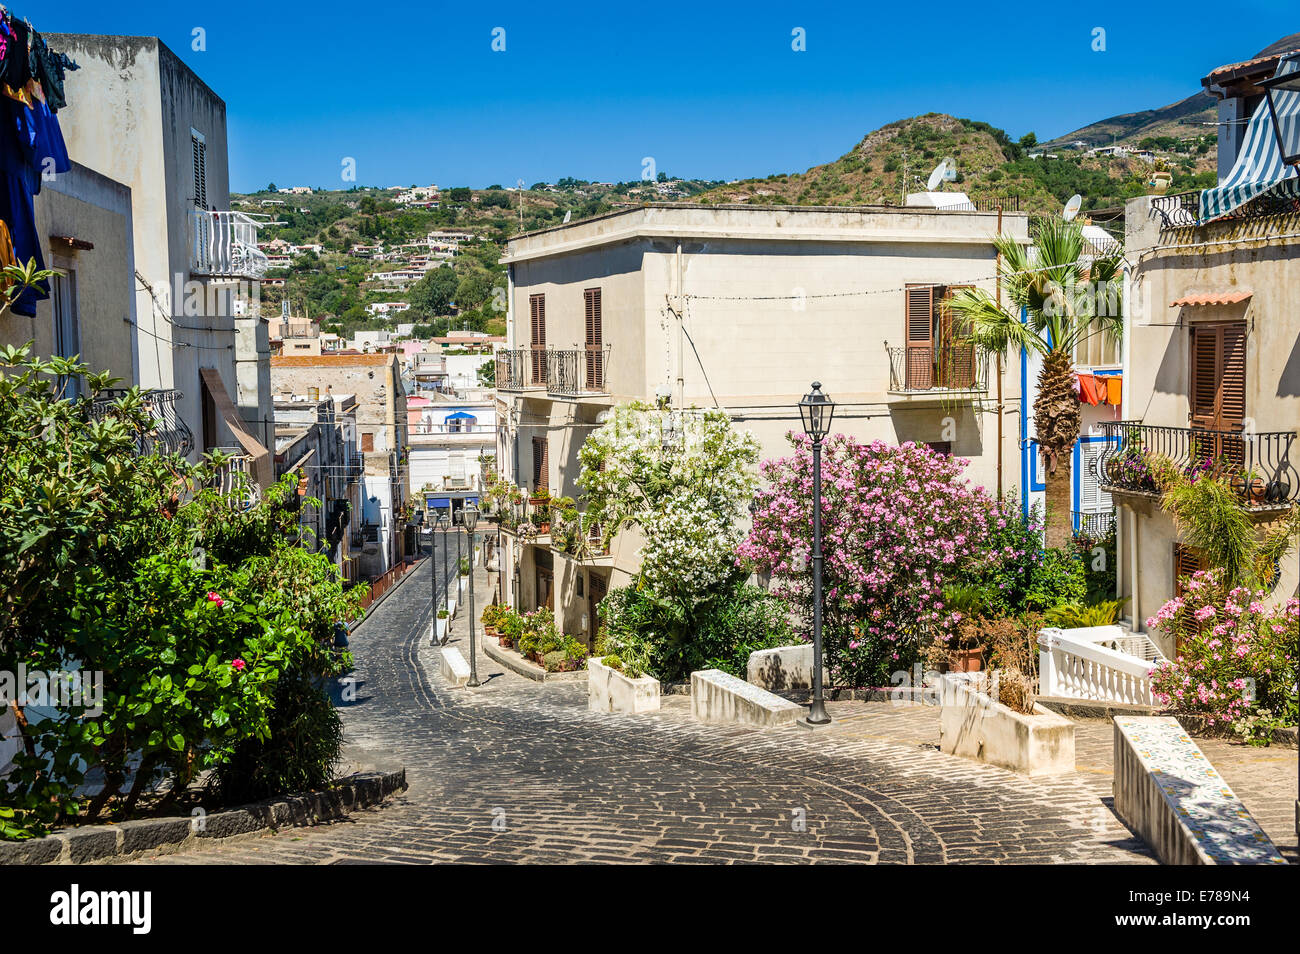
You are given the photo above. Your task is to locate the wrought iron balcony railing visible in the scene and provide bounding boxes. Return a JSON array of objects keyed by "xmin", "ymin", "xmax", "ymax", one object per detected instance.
[
  {"xmin": 86, "ymin": 388, "xmax": 194, "ymax": 458},
  {"xmin": 494, "ymin": 348, "xmax": 535, "ymax": 392},
  {"xmin": 546, "ymin": 345, "xmax": 611, "ymax": 397},
  {"xmin": 190, "ymin": 210, "xmax": 269, "ymax": 280},
  {"xmin": 208, "ymin": 447, "xmax": 260, "ymax": 509},
  {"xmin": 887, "ymin": 343, "xmax": 989, "ymax": 394},
  {"xmin": 1095, "ymin": 422, "xmax": 1298, "ymax": 509},
  {"xmin": 1151, "ymin": 188, "xmax": 1300, "ymax": 229}
]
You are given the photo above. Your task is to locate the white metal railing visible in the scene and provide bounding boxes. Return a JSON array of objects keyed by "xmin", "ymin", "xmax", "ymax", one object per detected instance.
[
  {"xmin": 191, "ymin": 210, "xmax": 269, "ymax": 280},
  {"xmin": 211, "ymin": 447, "xmax": 261, "ymax": 509},
  {"xmin": 1037, "ymin": 625, "xmax": 1167, "ymax": 706}
]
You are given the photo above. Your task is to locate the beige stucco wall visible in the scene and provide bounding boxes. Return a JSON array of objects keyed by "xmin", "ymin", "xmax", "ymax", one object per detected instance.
[
  {"xmin": 50, "ymin": 34, "xmax": 245, "ymax": 457},
  {"xmin": 1119, "ymin": 197, "xmax": 1300, "ymax": 630}
]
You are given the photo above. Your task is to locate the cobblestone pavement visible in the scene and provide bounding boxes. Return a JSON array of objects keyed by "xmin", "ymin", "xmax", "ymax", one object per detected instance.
[{"xmin": 131, "ymin": 558, "xmax": 1295, "ymax": 865}]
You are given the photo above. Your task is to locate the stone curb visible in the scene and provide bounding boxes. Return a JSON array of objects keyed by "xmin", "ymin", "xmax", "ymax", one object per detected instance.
[{"xmin": 0, "ymin": 769, "xmax": 407, "ymax": 865}]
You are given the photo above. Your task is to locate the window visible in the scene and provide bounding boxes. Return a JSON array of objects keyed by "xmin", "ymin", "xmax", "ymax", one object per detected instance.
[
  {"xmin": 1078, "ymin": 442, "xmax": 1113, "ymax": 514},
  {"xmin": 191, "ymin": 130, "xmax": 208, "ymax": 208},
  {"xmin": 584, "ymin": 287, "xmax": 604, "ymax": 389},
  {"xmin": 529, "ymin": 293, "xmax": 546, "ymax": 384},
  {"xmin": 50, "ymin": 271, "xmax": 80, "ymax": 399},
  {"xmin": 1074, "ymin": 326, "xmax": 1121, "ymax": 369},
  {"xmin": 1173, "ymin": 543, "xmax": 1207, "ymax": 599},
  {"xmin": 904, "ymin": 284, "xmax": 974, "ymax": 389},
  {"xmin": 1189, "ymin": 322, "xmax": 1247, "ymax": 430},
  {"xmin": 531, "ymin": 435, "xmax": 549, "ymax": 492},
  {"xmin": 361, "ymin": 432, "xmax": 375, "ymax": 452}
]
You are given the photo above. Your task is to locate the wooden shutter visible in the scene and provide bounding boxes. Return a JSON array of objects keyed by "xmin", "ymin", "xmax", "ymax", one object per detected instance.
[
  {"xmin": 361, "ymin": 432, "xmax": 374, "ymax": 452},
  {"xmin": 529, "ymin": 294, "xmax": 546, "ymax": 384},
  {"xmin": 905, "ymin": 285, "xmax": 934, "ymax": 389},
  {"xmin": 1173, "ymin": 543, "xmax": 1206, "ymax": 596},
  {"xmin": 1189, "ymin": 321, "xmax": 1248, "ymax": 469},
  {"xmin": 192, "ymin": 134, "xmax": 208, "ymax": 208},
  {"xmin": 532, "ymin": 435, "xmax": 549, "ymax": 492},
  {"xmin": 584, "ymin": 287, "xmax": 603, "ymax": 389},
  {"xmin": 938, "ymin": 285, "xmax": 975, "ymax": 388},
  {"xmin": 1189, "ymin": 322, "xmax": 1247, "ymax": 430}
]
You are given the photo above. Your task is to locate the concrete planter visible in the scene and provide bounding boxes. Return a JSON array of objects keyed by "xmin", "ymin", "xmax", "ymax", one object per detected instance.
[
  {"xmin": 588, "ymin": 657, "xmax": 660, "ymax": 714},
  {"xmin": 746, "ymin": 643, "xmax": 827, "ymax": 697},
  {"xmin": 938, "ymin": 676, "xmax": 1075, "ymax": 776}
]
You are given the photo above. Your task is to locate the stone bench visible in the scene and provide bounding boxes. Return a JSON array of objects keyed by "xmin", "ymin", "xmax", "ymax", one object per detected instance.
[
  {"xmin": 1113, "ymin": 716, "xmax": 1284, "ymax": 865},
  {"xmin": 439, "ymin": 646, "xmax": 471, "ymax": 688},
  {"xmin": 691, "ymin": 669, "xmax": 803, "ymax": 727}
]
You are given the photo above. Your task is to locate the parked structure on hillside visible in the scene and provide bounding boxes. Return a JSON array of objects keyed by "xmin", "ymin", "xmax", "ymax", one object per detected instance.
[{"xmin": 494, "ymin": 202, "xmax": 1028, "ymax": 643}]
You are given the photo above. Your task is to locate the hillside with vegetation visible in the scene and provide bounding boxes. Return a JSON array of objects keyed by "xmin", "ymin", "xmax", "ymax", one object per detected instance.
[
  {"xmin": 238, "ymin": 175, "xmax": 723, "ymax": 339},
  {"xmin": 693, "ymin": 113, "xmax": 1215, "ymax": 216}
]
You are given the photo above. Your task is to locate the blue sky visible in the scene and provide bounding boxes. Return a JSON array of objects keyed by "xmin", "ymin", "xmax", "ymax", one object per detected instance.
[{"xmin": 41, "ymin": 1, "xmax": 1296, "ymax": 192}]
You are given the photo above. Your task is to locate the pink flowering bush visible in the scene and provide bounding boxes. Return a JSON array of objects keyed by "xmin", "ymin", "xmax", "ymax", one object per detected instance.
[
  {"xmin": 1147, "ymin": 569, "xmax": 1298, "ymax": 738},
  {"xmin": 738, "ymin": 435, "xmax": 1004, "ymax": 686}
]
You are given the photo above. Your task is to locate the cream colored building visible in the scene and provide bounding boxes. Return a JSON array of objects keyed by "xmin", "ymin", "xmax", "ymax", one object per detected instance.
[
  {"xmin": 1110, "ymin": 196, "xmax": 1299, "ymax": 656},
  {"xmin": 50, "ymin": 34, "xmax": 273, "ymax": 484},
  {"xmin": 494, "ymin": 202, "xmax": 1029, "ymax": 643}
]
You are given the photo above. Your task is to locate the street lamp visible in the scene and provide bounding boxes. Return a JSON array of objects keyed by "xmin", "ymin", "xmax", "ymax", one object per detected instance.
[
  {"xmin": 1258, "ymin": 60, "xmax": 1300, "ymax": 167},
  {"xmin": 798, "ymin": 381, "xmax": 835, "ymax": 727},
  {"xmin": 463, "ymin": 504, "xmax": 481, "ymax": 687},
  {"xmin": 433, "ymin": 510, "xmax": 450, "ymax": 644}
]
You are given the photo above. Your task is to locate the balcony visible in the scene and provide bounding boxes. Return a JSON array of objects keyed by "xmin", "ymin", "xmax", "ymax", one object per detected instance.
[
  {"xmin": 209, "ymin": 447, "xmax": 260, "ymax": 509},
  {"xmin": 546, "ymin": 345, "xmax": 611, "ymax": 398},
  {"xmin": 1151, "ymin": 189, "xmax": 1300, "ymax": 229},
  {"xmin": 886, "ymin": 343, "xmax": 989, "ymax": 395},
  {"xmin": 190, "ymin": 210, "xmax": 269, "ymax": 280},
  {"xmin": 494, "ymin": 348, "xmax": 537, "ymax": 392},
  {"xmin": 1072, "ymin": 509, "xmax": 1115, "ymax": 540},
  {"xmin": 1096, "ymin": 422, "xmax": 1298, "ymax": 510},
  {"xmin": 86, "ymin": 388, "xmax": 194, "ymax": 457}
]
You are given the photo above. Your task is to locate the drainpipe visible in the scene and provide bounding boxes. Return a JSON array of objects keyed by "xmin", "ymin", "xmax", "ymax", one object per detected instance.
[
  {"xmin": 1129, "ymin": 509, "xmax": 1140, "ymax": 631},
  {"xmin": 995, "ymin": 207, "xmax": 1004, "ymax": 499}
]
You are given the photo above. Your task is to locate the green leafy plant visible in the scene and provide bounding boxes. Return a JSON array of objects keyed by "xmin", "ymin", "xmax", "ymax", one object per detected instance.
[{"xmin": 1043, "ymin": 598, "xmax": 1129, "ymax": 628}]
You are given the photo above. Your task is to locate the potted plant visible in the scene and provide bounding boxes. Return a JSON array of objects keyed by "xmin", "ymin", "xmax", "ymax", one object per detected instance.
[
  {"xmin": 481, "ymin": 603, "xmax": 503, "ymax": 637},
  {"xmin": 498, "ymin": 609, "xmax": 523, "ymax": 649},
  {"xmin": 941, "ymin": 583, "xmax": 996, "ymax": 672},
  {"xmin": 459, "ymin": 557, "xmax": 470, "ymax": 577}
]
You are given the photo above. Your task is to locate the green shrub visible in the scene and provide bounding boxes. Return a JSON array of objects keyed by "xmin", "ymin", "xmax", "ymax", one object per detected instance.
[
  {"xmin": 601, "ymin": 653, "xmax": 624, "ymax": 671},
  {"xmin": 541, "ymin": 651, "xmax": 567, "ymax": 673},
  {"xmin": 1043, "ymin": 598, "xmax": 1128, "ymax": 628}
]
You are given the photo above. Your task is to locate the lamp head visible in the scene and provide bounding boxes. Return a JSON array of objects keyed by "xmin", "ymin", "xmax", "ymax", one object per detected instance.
[{"xmin": 798, "ymin": 381, "xmax": 835, "ymax": 443}]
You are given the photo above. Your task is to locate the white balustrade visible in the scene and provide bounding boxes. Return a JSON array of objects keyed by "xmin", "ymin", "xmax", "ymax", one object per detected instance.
[{"xmin": 1037, "ymin": 625, "xmax": 1166, "ymax": 706}]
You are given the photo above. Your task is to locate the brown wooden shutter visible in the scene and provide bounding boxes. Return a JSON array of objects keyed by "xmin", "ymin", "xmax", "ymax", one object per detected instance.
[
  {"xmin": 938, "ymin": 285, "xmax": 975, "ymax": 388},
  {"xmin": 529, "ymin": 294, "xmax": 546, "ymax": 384},
  {"xmin": 532, "ymin": 435, "xmax": 549, "ymax": 492},
  {"xmin": 1189, "ymin": 322, "xmax": 1247, "ymax": 430},
  {"xmin": 1173, "ymin": 543, "xmax": 1205, "ymax": 597},
  {"xmin": 361, "ymin": 432, "xmax": 374, "ymax": 452},
  {"xmin": 905, "ymin": 285, "xmax": 934, "ymax": 389},
  {"xmin": 584, "ymin": 287, "xmax": 603, "ymax": 389}
]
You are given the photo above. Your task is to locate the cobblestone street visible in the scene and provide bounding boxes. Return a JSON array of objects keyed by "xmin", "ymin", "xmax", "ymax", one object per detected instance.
[{"xmin": 132, "ymin": 558, "xmax": 1296, "ymax": 865}]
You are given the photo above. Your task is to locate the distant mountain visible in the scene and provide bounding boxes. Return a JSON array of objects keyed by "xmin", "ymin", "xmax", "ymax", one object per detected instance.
[
  {"xmin": 1042, "ymin": 31, "xmax": 1300, "ymax": 149},
  {"xmin": 1041, "ymin": 91, "xmax": 1217, "ymax": 151}
]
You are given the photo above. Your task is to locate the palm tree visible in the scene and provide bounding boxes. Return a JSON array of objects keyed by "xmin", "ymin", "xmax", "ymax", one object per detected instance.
[{"xmin": 949, "ymin": 217, "xmax": 1123, "ymax": 548}]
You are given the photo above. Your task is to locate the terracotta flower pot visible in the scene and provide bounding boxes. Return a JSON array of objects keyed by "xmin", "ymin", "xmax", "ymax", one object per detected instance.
[{"xmin": 951, "ymin": 646, "xmax": 985, "ymax": 673}]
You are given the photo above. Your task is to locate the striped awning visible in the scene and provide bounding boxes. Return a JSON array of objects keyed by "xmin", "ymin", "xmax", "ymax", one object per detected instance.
[{"xmin": 1200, "ymin": 54, "xmax": 1300, "ymax": 222}]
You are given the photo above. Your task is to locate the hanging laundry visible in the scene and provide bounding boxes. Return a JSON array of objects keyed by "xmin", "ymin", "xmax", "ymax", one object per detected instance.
[
  {"xmin": 1076, "ymin": 373, "xmax": 1102, "ymax": 405},
  {"xmin": 28, "ymin": 31, "xmax": 77, "ymax": 112},
  {"xmin": 1105, "ymin": 375, "xmax": 1122, "ymax": 407}
]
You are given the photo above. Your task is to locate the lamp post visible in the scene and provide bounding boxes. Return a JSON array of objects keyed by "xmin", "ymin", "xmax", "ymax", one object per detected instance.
[
  {"xmin": 434, "ymin": 510, "xmax": 450, "ymax": 644},
  {"xmin": 463, "ymin": 505, "xmax": 481, "ymax": 687},
  {"xmin": 798, "ymin": 382, "xmax": 835, "ymax": 727}
]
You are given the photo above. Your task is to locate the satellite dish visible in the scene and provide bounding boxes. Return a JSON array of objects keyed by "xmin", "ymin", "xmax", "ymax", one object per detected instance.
[
  {"xmin": 1063, "ymin": 194, "xmax": 1082, "ymax": 221},
  {"xmin": 562, "ymin": 210, "xmax": 572, "ymax": 223},
  {"xmin": 926, "ymin": 160, "xmax": 948, "ymax": 191}
]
